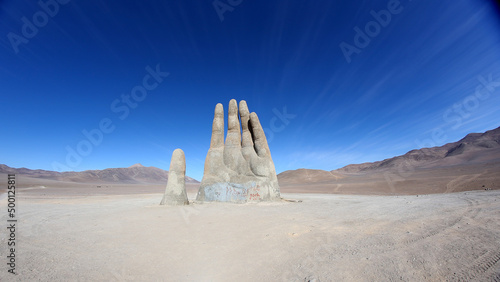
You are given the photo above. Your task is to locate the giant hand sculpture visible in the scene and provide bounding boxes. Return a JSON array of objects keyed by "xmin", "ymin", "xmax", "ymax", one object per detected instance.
[{"xmin": 196, "ymin": 99, "xmax": 280, "ymax": 202}]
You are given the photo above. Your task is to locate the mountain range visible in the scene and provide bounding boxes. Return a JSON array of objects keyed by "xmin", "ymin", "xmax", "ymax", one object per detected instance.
[
  {"xmin": 333, "ymin": 126, "xmax": 500, "ymax": 173},
  {"xmin": 0, "ymin": 163, "xmax": 199, "ymax": 184},
  {"xmin": 1, "ymin": 126, "xmax": 499, "ymax": 194},
  {"xmin": 278, "ymin": 126, "xmax": 500, "ymax": 194}
]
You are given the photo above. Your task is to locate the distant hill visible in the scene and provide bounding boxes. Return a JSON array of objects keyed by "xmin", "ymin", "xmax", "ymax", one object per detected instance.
[
  {"xmin": 0, "ymin": 163, "xmax": 199, "ymax": 184},
  {"xmin": 333, "ymin": 126, "xmax": 500, "ymax": 173},
  {"xmin": 278, "ymin": 126, "xmax": 500, "ymax": 194},
  {"xmin": 277, "ymin": 169, "xmax": 345, "ymax": 185}
]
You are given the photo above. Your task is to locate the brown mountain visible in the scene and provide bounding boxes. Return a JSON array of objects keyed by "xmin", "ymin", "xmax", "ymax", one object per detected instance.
[
  {"xmin": 0, "ymin": 163, "xmax": 199, "ymax": 184},
  {"xmin": 277, "ymin": 169, "xmax": 345, "ymax": 185},
  {"xmin": 335, "ymin": 126, "xmax": 500, "ymax": 173},
  {"xmin": 278, "ymin": 126, "xmax": 500, "ymax": 194}
]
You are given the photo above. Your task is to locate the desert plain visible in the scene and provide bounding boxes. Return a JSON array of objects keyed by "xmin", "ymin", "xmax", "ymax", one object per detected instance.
[{"xmin": 1, "ymin": 176, "xmax": 500, "ymax": 281}]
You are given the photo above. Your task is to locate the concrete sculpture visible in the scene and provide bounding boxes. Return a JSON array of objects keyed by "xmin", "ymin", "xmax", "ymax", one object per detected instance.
[
  {"xmin": 160, "ymin": 149, "xmax": 189, "ymax": 205},
  {"xmin": 196, "ymin": 99, "xmax": 280, "ymax": 202}
]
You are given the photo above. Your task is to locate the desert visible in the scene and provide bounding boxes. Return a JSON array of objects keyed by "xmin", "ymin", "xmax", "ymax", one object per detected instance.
[
  {"xmin": 3, "ymin": 1, "xmax": 500, "ymax": 281},
  {"xmin": 1, "ymin": 126, "xmax": 500, "ymax": 281},
  {"xmin": 1, "ymin": 185, "xmax": 500, "ymax": 281}
]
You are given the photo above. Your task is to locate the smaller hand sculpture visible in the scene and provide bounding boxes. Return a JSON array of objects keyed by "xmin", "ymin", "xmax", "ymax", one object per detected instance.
[{"xmin": 196, "ymin": 99, "xmax": 280, "ymax": 202}]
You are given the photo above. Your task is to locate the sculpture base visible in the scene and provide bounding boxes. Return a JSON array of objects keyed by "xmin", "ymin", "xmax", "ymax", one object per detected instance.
[{"xmin": 196, "ymin": 182, "xmax": 269, "ymax": 203}]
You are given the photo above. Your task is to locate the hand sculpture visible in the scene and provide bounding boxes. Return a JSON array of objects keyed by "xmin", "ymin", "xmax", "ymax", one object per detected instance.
[{"xmin": 196, "ymin": 99, "xmax": 280, "ymax": 202}]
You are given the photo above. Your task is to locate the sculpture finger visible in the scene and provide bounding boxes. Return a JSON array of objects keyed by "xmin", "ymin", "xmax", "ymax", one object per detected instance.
[
  {"xmin": 210, "ymin": 103, "xmax": 224, "ymax": 149},
  {"xmin": 249, "ymin": 112, "xmax": 271, "ymax": 158},
  {"xmin": 160, "ymin": 148, "xmax": 188, "ymax": 205},
  {"xmin": 224, "ymin": 99, "xmax": 249, "ymax": 174},
  {"xmin": 202, "ymin": 148, "xmax": 228, "ymax": 182},
  {"xmin": 225, "ymin": 99, "xmax": 241, "ymax": 147},
  {"xmin": 239, "ymin": 100, "xmax": 256, "ymax": 159},
  {"xmin": 169, "ymin": 148, "xmax": 186, "ymax": 173}
]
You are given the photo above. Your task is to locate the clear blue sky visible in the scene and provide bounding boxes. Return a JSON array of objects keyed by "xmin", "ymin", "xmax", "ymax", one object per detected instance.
[{"xmin": 1, "ymin": 0, "xmax": 500, "ymax": 180}]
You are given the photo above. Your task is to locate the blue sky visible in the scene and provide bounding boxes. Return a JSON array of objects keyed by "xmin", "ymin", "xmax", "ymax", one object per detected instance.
[{"xmin": 1, "ymin": 0, "xmax": 499, "ymax": 180}]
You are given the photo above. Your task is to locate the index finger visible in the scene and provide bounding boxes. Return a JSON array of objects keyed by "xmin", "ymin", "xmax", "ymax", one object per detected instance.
[{"xmin": 210, "ymin": 103, "xmax": 224, "ymax": 149}]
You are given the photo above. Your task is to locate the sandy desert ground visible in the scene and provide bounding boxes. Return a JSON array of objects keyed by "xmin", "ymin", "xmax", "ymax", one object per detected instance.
[{"xmin": 1, "ymin": 183, "xmax": 500, "ymax": 281}]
